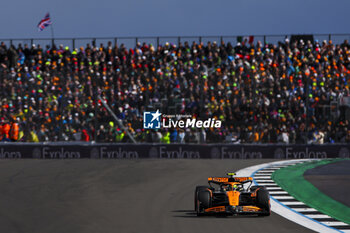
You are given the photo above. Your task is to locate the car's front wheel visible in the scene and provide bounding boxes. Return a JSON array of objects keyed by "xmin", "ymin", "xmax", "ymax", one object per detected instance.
[{"xmin": 256, "ymin": 188, "xmax": 270, "ymax": 216}]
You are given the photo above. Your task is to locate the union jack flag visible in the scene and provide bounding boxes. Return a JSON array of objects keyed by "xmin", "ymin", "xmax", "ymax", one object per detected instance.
[{"xmin": 37, "ymin": 13, "xmax": 52, "ymax": 31}]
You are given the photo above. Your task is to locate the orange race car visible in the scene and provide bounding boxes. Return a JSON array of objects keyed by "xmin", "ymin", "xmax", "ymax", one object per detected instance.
[{"xmin": 194, "ymin": 173, "xmax": 270, "ymax": 216}]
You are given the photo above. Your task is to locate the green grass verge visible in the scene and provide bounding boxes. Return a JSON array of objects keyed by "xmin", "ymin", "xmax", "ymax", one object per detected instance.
[{"xmin": 271, "ymin": 159, "xmax": 350, "ymax": 225}]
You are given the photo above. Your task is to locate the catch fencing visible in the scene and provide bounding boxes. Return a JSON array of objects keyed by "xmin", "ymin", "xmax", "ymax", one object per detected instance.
[{"xmin": 1, "ymin": 34, "xmax": 350, "ymax": 49}]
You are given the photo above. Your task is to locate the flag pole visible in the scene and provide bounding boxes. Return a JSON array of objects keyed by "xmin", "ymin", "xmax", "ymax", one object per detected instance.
[{"xmin": 50, "ymin": 19, "xmax": 54, "ymax": 47}]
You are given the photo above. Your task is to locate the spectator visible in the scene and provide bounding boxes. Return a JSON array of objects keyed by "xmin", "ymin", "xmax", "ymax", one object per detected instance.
[
  {"xmin": 170, "ymin": 129, "xmax": 178, "ymax": 143},
  {"xmin": 28, "ymin": 126, "xmax": 39, "ymax": 142},
  {"xmin": 81, "ymin": 129, "xmax": 90, "ymax": 141},
  {"xmin": 177, "ymin": 129, "xmax": 186, "ymax": 143},
  {"xmin": 161, "ymin": 131, "xmax": 170, "ymax": 144},
  {"xmin": 0, "ymin": 38, "xmax": 349, "ymax": 144}
]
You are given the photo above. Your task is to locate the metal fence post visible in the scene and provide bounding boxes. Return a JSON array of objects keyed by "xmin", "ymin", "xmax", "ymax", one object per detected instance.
[
  {"xmin": 136, "ymin": 37, "xmax": 138, "ymax": 47},
  {"xmin": 10, "ymin": 40, "xmax": 13, "ymax": 47},
  {"xmin": 178, "ymin": 37, "xmax": 180, "ymax": 47},
  {"xmin": 220, "ymin": 36, "xmax": 223, "ymax": 44},
  {"xmin": 114, "ymin": 37, "xmax": 117, "ymax": 47},
  {"xmin": 72, "ymin": 39, "xmax": 75, "ymax": 50},
  {"xmin": 329, "ymin": 34, "xmax": 331, "ymax": 42},
  {"xmin": 199, "ymin": 36, "xmax": 202, "ymax": 44},
  {"xmin": 30, "ymin": 39, "xmax": 33, "ymax": 46},
  {"xmin": 157, "ymin": 37, "xmax": 159, "ymax": 47}
]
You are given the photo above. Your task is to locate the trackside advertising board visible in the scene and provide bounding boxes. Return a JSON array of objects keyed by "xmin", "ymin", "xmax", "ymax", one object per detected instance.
[{"xmin": 0, "ymin": 143, "xmax": 349, "ymax": 159}]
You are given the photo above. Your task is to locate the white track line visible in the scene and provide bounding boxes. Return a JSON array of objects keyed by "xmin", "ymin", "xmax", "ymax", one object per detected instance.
[
  {"xmin": 320, "ymin": 222, "xmax": 348, "ymax": 226},
  {"xmin": 305, "ymin": 214, "xmax": 333, "ymax": 219},
  {"xmin": 265, "ymin": 187, "xmax": 283, "ymax": 190},
  {"xmin": 292, "ymin": 208, "xmax": 319, "ymax": 212},
  {"xmin": 236, "ymin": 159, "xmax": 342, "ymax": 233},
  {"xmin": 273, "ymin": 196, "xmax": 295, "ymax": 200},
  {"xmin": 279, "ymin": 201, "xmax": 305, "ymax": 205},
  {"xmin": 269, "ymin": 191, "xmax": 288, "ymax": 194}
]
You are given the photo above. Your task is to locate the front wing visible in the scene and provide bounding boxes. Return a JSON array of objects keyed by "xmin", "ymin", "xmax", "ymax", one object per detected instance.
[{"xmin": 203, "ymin": 205, "xmax": 268, "ymax": 215}]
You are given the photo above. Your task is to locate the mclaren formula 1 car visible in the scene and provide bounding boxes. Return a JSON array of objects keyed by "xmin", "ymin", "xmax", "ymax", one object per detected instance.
[{"xmin": 194, "ymin": 173, "xmax": 270, "ymax": 216}]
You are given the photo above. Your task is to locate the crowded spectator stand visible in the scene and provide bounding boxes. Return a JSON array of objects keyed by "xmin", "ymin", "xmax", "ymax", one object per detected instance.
[{"xmin": 0, "ymin": 36, "xmax": 350, "ymax": 144}]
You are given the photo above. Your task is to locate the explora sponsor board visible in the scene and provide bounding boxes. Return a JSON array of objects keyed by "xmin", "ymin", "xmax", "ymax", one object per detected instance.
[{"xmin": 0, "ymin": 144, "xmax": 348, "ymax": 159}]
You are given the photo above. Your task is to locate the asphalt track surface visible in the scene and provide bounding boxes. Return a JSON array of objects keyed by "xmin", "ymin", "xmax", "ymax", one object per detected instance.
[
  {"xmin": 0, "ymin": 159, "xmax": 313, "ymax": 233},
  {"xmin": 304, "ymin": 160, "xmax": 350, "ymax": 208}
]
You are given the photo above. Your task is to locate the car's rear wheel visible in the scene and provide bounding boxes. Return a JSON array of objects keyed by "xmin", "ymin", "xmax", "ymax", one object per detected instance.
[
  {"xmin": 256, "ymin": 188, "xmax": 270, "ymax": 216},
  {"xmin": 198, "ymin": 190, "xmax": 211, "ymax": 209},
  {"xmin": 194, "ymin": 186, "xmax": 209, "ymax": 210},
  {"xmin": 194, "ymin": 186, "xmax": 211, "ymax": 216}
]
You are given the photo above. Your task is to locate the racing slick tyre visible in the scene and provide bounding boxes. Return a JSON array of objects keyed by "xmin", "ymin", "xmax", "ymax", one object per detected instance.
[
  {"xmin": 197, "ymin": 190, "xmax": 212, "ymax": 216},
  {"xmin": 195, "ymin": 186, "xmax": 211, "ymax": 216},
  {"xmin": 195, "ymin": 186, "xmax": 210, "ymax": 212},
  {"xmin": 256, "ymin": 188, "xmax": 270, "ymax": 216}
]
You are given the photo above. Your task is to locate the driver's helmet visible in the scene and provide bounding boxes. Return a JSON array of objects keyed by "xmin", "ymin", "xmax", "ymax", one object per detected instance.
[{"xmin": 233, "ymin": 184, "xmax": 241, "ymax": 191}]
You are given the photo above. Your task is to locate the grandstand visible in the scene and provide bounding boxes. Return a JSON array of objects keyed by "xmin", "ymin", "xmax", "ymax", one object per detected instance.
[{"xmin": 0, "ymin": 35, "xmax": 349, "ymax": 144}]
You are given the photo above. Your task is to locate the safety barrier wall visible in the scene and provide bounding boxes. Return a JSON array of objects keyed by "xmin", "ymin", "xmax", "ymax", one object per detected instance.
[{"xmin": 0, "ymin": 143, "xmax": 349, "ymax": 159}]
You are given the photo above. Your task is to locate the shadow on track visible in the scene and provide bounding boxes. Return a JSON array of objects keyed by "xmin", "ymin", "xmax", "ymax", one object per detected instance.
[
  {"xmin": 172, "ymin": 209, "xmax": 198, "ymax": 218},
  {"xmin": 172, "ymin": 210, "xmax": 265, "ymax": 219}
]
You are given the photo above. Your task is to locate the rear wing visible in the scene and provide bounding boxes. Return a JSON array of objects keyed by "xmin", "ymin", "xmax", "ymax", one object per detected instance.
[{"xmin": 208, "ymin": 177, "xmax": 253, "ymax": 183}]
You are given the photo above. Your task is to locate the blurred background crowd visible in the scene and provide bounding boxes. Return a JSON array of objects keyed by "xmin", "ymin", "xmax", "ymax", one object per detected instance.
[{"xmin": 0, "ymin": 37, "xmax": 350, "ymax": 144}]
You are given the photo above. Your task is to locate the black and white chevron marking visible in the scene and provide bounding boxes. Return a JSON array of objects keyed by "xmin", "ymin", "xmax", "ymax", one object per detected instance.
[{"xmin": 253, "ymin": 162, "xmax": 350, "ymax": 233}]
